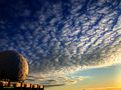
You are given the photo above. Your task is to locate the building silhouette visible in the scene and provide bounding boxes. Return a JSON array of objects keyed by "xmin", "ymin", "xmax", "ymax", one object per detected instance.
[{"xmin": 0, "ymin": 51, "xmax": 44, "ymax": 90}]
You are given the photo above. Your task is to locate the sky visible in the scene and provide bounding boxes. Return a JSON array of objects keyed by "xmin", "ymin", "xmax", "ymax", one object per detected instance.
[
  {"xmin": 45, "ymin": 64, "xmax": 121, "ymax": 90},
  {"xmin": 0, "ymin": 0, "xmax": 121, "ymax": 90}
]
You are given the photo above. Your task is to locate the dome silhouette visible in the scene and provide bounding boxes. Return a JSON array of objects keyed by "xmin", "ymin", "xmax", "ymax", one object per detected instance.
[{"xmin": 0, "ymin": 50, "xmax": 29, "ymax": 82}]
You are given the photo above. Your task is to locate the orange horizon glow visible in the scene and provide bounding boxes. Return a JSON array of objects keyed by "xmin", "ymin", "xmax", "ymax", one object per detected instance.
[
  {"xmin": 45, "ymin": 87, "xmax": 121, "ymax": 90},
  {"xmin": 45, "ymin": 64, "xmax": 121, "ymax": 90}
]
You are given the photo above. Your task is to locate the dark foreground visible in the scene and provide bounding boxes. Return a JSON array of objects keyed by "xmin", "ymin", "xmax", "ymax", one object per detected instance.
[
  {"xmin": 0, "ymin": 81, "xmax": 44, "ymax": 90},
  {"xmin": 0, "ymin": 87, "xmax": 44, "ymax": 90}
]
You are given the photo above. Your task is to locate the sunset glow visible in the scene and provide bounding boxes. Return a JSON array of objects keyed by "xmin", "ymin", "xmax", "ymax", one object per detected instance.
[{"xmin": 0, "ymin": 0, "xmax": 121, "ymax": 90}]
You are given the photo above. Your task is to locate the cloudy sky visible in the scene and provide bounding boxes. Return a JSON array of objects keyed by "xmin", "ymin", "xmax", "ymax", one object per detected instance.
[{"xmin": 0, "ymin": 0, "xmax": 121, "ymax": 90}]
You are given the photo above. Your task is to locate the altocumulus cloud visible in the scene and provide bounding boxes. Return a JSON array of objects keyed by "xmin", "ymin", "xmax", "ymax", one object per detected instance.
[{"xmin": 0, "ymin": 0, "xmax": 121, "ymax": 85}]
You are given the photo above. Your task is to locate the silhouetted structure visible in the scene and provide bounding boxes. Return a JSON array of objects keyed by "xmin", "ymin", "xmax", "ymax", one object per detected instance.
[
  {"xmin": 0, "ymin": 51, "xmax": 28, "ymax": 81},
  {"xmin": 0, "ymin": 51, "xmax": 44, "ymax": 90},
  {"xmin": 0, "ymin": 81, "xmax": 44, "ymax": 90}
]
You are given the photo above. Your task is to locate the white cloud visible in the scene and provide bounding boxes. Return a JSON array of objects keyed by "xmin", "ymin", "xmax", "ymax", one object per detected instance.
[{"xmin": 0, "ymin": 0, "xmax": 121, "ymax": 85}]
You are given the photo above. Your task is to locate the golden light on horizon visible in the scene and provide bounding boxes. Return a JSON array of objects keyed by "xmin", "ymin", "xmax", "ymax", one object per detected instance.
[{"xmin": 115, "ymin": 67, "xmax": 121, "ymax": 88}]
